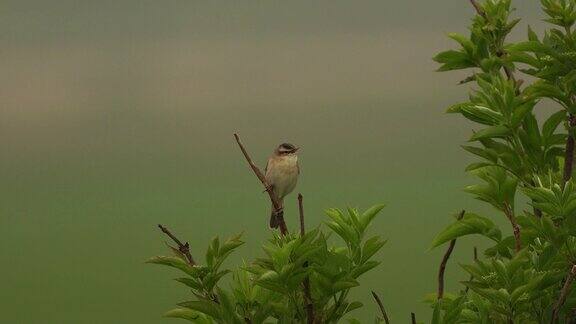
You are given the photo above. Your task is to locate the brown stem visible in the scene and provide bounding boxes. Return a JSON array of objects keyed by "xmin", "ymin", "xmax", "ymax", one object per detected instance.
[
  {"xmin": 438, "ymin": 210, "xmax": 465, "ymax": 300},
  {"xmin": 157, "ymin": 224, "xmax": 195, "ymax": 265},
  {"xmin": 551, "ymin": 265, "xmax": 576, "ymax": 324},
  {"xmin": 298, "ymin": 193, "xmax": 315, "ymax": 324},
  {"xmin": 371, "ymin": 291, "xmax": 390, "ymax": 324},
  {"xmin": 503, "ymin": 202, "xmax": 521, "ymax": 252},
  {"xmin": 234, "ymin": 133, "xmax": 288, "ymax": 235},
  {"xmin": 469, "ymin": 0, "xmax": 486, "ymax": 18},
  {"xmin": 564, "ymin": 115, "xmax": 576, "ymax": 187},
  {"xmin": 411, "ymin": 312, "xmax": 417, "ymax": 324}
]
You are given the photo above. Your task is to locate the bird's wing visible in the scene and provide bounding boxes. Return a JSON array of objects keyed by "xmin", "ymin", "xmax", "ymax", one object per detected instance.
[
  {"xmin": 297, "ymin": 160, "xmax": 300, "ymax": 175},
  {"xmin": 264, "ymin": 157, "xmax": 271, "ymax": 176}
]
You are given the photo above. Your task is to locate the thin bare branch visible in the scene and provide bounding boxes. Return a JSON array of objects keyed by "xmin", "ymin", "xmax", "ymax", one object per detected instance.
[
  {"xmin": 552, "ymin": 265, "xmax": 576, "ymax": 324},
  {"xmin": 411, "ymin": 312, "xmax": 417, "ymax": 324},
  {"xmin": 438, "ymin": 210, "xmax": 465, "ymax": 300},
  {"xmin": 469, "ymin": 0, "xmax": 486, "ymax": 18},
  {"xmin": 298, "ymin": 193, "xmax": 315, "ymax": 324},
  {"xmin": 503, "ymin": 202, "xmax": 521, "ymax": 252},
  {"xmin": 371, "ymin": 291, "xmax": 390, "ymax": 324},
  {"xmin": 234, "ymin": 133, "xmax": 288, "ymax": 235},
  {"xmin": 157, "ymin": 224, "xmax": 195, "ymax": 265}
]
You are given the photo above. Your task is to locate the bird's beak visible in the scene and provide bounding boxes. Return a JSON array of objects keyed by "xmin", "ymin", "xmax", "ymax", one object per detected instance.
[{"xmin": 293, "ymin": 147, "xmax": 300, "ymax": 152}]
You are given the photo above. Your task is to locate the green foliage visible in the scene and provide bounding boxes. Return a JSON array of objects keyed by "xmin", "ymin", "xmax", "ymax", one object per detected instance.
[
  {"xmin": 432, "ymin": 0, "xmax": 576, "ymax": 322},
  {"xmin": 431, "ymin": 212, "xmax": 502, "ymax": 248},
  {"xmin": 148, "ymin": 205, "xmax": 386, "ymax": 323}
]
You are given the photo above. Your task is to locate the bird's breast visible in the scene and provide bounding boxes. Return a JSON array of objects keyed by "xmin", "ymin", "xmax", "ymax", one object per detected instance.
[{"xmin": 266, "ymin": 155, "xmax": 299, "ymax": 199}]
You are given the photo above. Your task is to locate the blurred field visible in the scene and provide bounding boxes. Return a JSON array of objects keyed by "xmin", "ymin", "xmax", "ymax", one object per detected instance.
[{"xmin": 0, "ymin": 1, "xmax": 549, "ymax": 323}]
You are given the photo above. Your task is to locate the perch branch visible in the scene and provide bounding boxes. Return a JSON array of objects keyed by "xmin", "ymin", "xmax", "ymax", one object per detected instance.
[
  {"xmin": 438, "ymin": 210, "xmax": 465, "ymax": 300},
  {"xmin": 411, "ymin": 312, "xmax": 417, "ymax": 324},
  {"xmin": 371, "ymin": 291, "xmax": 390, "ymax": 324},
  {"xmin": 157, "ymin": 224, "xmax": 195, "ymax": 265},
  {"xmin": 298, "ymin": 193, "xmax": 315, "ymax": 324},
  {"xmin": 551, "ymin": 265, "xmax": 576, "ymax": 324},
  {"xmin": 233, "ymin": 133, "xmax": 288, "ymax": 235}
]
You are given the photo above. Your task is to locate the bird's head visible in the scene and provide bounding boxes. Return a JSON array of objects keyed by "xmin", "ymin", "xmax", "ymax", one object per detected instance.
[{"xmin": 275, "ymin": 143, "xmax": 299, "ymax": 156}]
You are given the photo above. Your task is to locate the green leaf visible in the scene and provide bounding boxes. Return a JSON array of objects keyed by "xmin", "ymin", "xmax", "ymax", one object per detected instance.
[
  {"xmin": 511, "ymin": 102, "xmax": 535, "ymax": 128},
  {"xmin": 361, "ymin": 236, "xmax": 387, "ymax": 263},
  {"xmin": 178, "ymin": 300, "xmax": 221, "ymax": 320},
  {"xmin": 360, "ymin": 204, "xmax": 386, "ymax": 232},
  {"xmin": 431, "ymin": 213, "xmax": 501, "ymax": 248},
  {"xmin": 146, "ymin": 256, "xmax": 197, "ymax": 277},
  {"xmin": 164, "ymin": 308, "xmax": 212, "ymax": 323},
  {"xmin": 527, "ymin": 25, "xmax": 539, "ymax": 41},
  {"xmin": 345, "ymin": 301, "xmax": 363, "ymax": 314},
  {"xmin": 351, "ymin": 261, "xmax": 380, "ymax": 278},
  {"xmin": 434, "ymin": 50, "xmax": 476, "ymax": 71},
  {"xmin": 175, "ymin": 277, "xmax": 203, "ymax": 290},
  {"xmin": 446, "ymin": 102, "xmax": 473, "ymax": 113},
  {"xmin": 462, "ymin": 145, "xmax": 498, "ymax": 163},
  {"xmin": 332, "ymin": 279, "xmax": 359, "ymax": 292},
  {"xmin": 461, "ymin": 104, "xmax": 504, "ymax": 125},
  {"xmin": 470, "ymin": 125, "xmax": 510, "ymax": 141},
  {"xmin": 448, "ymin": 33, "xmax": 474, "ymax": 54},
  {"xmin": 506, "ymin": 41, "xmax": 555, "ymax": 56},
  {"xmin": 543, "ymin": 110, "xmax": 566, "ymax": 140}
]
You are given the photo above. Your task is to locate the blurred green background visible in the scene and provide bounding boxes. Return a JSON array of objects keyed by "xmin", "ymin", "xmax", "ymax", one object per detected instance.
[{"xmin": 0, "ymin": 1, "xmax": 552, "ymax": 323}]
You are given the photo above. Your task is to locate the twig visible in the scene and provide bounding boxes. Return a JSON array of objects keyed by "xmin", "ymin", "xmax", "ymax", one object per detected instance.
[
  {"xmin": 411, "ymin": 312, "xmax": 417, "ymax": 324},
  {"xmin": 503, "ymin": 202, "xmax": 521, "ymax": 252},
  {"xmin": 157, "ymin": 224, "xmax": 195, "ymax": 265},
  {"xmin": 469, "ymin": 0, "xmax": 486, "ymax": 18},
  {"xmin": 438, "ymin": 210, "xmax": 465, "ymax": 300},
  {"xmin": 233, "ymin": 133, "xmax": 288, "ymax": 235},
  {"xmin": 371, "ymin": 291, "xmax": 390, "ymax": 324},
  {"xmin": 551, "ymin": 265, "xmax": 576, "ymax": 324},
  {"xmin": 564, "ymin": 115, "xmax": 576, "ymax": 187},
  {"xmin": 298, "ymin": 193, "xmax": 315, "ymax": 324}
]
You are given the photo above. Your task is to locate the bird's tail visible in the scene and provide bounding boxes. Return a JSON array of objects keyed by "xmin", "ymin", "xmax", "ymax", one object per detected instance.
[
  {"xmin": 269, "ymin": 200, "xmax": 283, "ymax": 229},
  {"xmin": 269, "ymin": 207, "xmax": 279, "ymax": 229}
]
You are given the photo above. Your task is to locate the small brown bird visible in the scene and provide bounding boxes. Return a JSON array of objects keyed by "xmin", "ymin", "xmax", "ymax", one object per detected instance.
[{"xmin": 265, "ymin": 143, "xmax": 300, "ymax": 228}]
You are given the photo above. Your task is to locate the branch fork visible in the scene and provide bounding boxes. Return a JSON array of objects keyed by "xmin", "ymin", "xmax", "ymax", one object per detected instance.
[{"xmin": 158, "ymin": 224, "xmax": 196, "ymax": 266}]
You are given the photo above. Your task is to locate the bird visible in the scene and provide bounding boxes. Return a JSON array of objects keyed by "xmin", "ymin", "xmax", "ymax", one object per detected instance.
[{"xmin": 265, "ymin": 143, "xmax": 300, "ymax": 228}]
